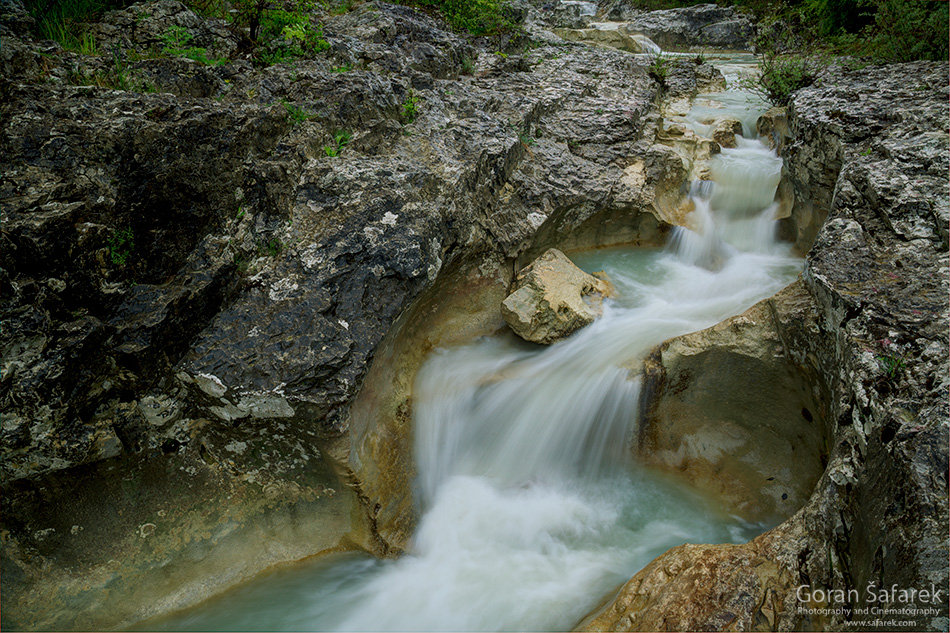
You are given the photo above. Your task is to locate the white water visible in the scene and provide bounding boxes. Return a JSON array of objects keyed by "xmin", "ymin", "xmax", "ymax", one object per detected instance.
[{"xmin": 142, "ymin": 68, "xmax": 801, "ymax": 633}]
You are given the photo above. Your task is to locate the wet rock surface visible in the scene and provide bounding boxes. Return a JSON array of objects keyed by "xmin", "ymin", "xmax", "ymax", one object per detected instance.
[
  {"xmin": 0, "ymin": 0, "xmax": 713, "ymax": 628},
  {"xmin": 604, "ymin": 2, "xmax": 755, "ymax": 51},
  {"xmin": 583, "ymin": 60, "xmax": 949, "ymax": 632},
  {"xmin": 1, "ymin": 0, "xmax": 947, "ymax": 630},
  {"xmin": 501, "ymin": 248, "xmax": 612, "ymax": 344}
]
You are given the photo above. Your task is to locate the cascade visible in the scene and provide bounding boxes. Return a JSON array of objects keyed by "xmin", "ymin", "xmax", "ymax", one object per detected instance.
[{"xmin": 142, "ymin": 59, "xmax": 801, "ymax": 633}]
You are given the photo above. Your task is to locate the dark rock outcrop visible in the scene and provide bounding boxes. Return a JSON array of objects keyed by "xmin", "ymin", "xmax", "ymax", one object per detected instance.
[
  {"xmin": 608, "ymin": 2, "xmax": 755, "ymax": 51},
  {"xmin": 0, "ymin": 1, "xmax": 720, "ymax": 628}
]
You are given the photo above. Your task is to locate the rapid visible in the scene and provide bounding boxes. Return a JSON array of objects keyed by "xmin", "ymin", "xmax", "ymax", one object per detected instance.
[{"xmin": 141, "ymin": 55, "xmax": 802, "ymax": 633}]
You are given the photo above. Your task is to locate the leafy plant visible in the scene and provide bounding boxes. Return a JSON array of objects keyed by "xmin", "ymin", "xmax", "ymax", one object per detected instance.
[
  {"xmin": 331, "ymin": 63, "xmax": 352, "ymax": 73},
  {"xmin": 746, "ymin": 51, "xmax": 827, "ymax": 107},
  {"xmin": 230, "ymin": 0, "xmax": 330, "ymax": 65},
  {"xmin": 460, "ymin": 56, "xmax": 475, "ymax": 75},
  {"xmin": 282, "ymin": 99, "xmax": 311, "ymax": 125},
  {"xmin": 324, "ymin": 129, "xmax": 352, "ymax": 156},
  {"xmin": 401, "ymin": 89, "xmax": 420, "ymax": 124},
  {"xmin": 160, "ymin": 25, "xmax": 228, "ymax": 65},
  {"xmin": 647, "ymin": 51, "xmax": 670, "ymax": 84},
  {"xmin": 108, "ymin": 227, "xmax": 134, "ymax": 267},
  {"xmin": 877, "ymin": 353, "xmax": 906, "ymax": 378}
]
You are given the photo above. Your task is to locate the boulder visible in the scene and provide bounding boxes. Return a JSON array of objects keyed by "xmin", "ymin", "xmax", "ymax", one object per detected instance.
[
  {"xmin": 710, "ymin": 115, "xmax": 743, "ymax": 148},
  {"xmin": 622, "ymin": 3, "xmax": 755, "ymax": 52},
  {"xmin": 501, "ymin": 248, "xmax": 612, "ymax": 344},
  {"xmin": 636, "ymin": 280, "xmax": 828, "ymax": 523}
]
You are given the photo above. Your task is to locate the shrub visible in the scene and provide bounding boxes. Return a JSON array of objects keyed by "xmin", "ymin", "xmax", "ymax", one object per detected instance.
[
  {"xmin": 401, "ymin": 89, "xmax": 420, "ymax": 124},
  {"xmin": 398, "ymin": 0, "xmax": 520, "ymax": 36},
  {"xmin": 746, "ymin": 52, "xmax": 826, "ymax": 107},
  {"xmin": 858, "ymin": 0, "xmax": 949, "ymax": 62}
]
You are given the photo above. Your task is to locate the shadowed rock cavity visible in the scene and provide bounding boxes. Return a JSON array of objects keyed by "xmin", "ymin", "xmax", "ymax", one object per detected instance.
[{"xmin": 636, "ymin": 279, "xmax": 829, "ymax": 524}]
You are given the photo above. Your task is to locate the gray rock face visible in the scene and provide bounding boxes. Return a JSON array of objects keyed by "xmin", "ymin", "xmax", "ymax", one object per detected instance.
[
  {"xmin": 583, "ymin": 60, "xmax": 950, "ymax": 632},
  {"xmin": 791, "ymin": 60, "xmax": 949, "ymax": 631},
  {"xmin": 501, "ymin": 248, "xmax": 611, "ymax": 344},
  {"xmin": 1, "ymin": 1, "xmax": 722, "ymax": 627},
  {"xmin": 622, "ymin": 3, "xmax": 755, "ymax": 52}
]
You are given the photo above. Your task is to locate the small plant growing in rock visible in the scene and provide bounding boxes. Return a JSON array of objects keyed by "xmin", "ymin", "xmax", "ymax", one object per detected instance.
[
  {"xmin": 108, "ymin": 227, "xmax": 134, "ymax": 267},
  {"xmin": 324, "ymin": 129, "xmax": 352, "ymax": 156},
  {"xmin": 460, "ymin": 56, "xmax": 475, "ymax": 75},
  {"xmin": 877, "ymin": 353, "xmax": 906, "ymax": 378},
  {"xmin": 258, "ymin": 237, "xmax": 284, "ymax": 257},
  {"xmin": 401, "ymin": 89, "xmax": 420, "ymax": 124},
  {"xmin": 331, "ymin": 63, "xmax": 352, "ymax": 73},
  {"xmin": 161, "ymin": 25, "xmax": 227, "ymax": 65},
  {"xmin": 752, "ymin": 53, "xmax": 826, "ymax": 107},
  {"xmin": 282, "ymin": 99, "xmax": 311, "ymax": 125},
  {"xmin": 647, "ymin": 51, "xmax": 669, "ymax": 85}
]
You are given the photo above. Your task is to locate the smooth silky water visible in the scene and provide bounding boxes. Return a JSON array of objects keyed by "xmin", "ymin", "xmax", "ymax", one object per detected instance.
[{"xmin": 139, "ymin": 61, "xmax": 800, "ymax": 633}]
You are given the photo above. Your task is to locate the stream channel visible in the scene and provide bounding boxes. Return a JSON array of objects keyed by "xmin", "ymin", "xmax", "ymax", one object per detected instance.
[{"xmin": 140, "ymin": 53, "xmax": 802, "ymax": 632}]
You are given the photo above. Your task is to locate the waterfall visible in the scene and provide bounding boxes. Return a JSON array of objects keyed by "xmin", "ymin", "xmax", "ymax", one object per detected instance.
[{"xmin": 144, "ymin": 62, "xmax": 802, "ymax": 633}]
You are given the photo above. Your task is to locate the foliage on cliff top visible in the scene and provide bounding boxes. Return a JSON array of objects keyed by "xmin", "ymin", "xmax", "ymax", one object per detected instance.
[
  {"xmin": 617, "ymin": 0, "xmax": 948, "ymax": 63},
  {"xmin": 396, "ymin": 0, "xmax": 521, "ymax": 35}
]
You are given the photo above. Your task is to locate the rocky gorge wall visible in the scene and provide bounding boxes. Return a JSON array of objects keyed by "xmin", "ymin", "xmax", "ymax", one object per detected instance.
[
  {"xmin": 1, "ymin": 0, "xmax": 947, "ymax": 631},
  {"xmin": 581, "ymin": 60, "xmax": 949, "ymax": 632},
  {"xmin": 0, "ymin": 0, "xmax": 727, "ymax": 628}
]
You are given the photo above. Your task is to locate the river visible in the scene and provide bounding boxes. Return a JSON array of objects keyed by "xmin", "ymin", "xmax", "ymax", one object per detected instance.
[{"xmin": 139, "ymin": 52, "xmax": 801, "ymax": 633}]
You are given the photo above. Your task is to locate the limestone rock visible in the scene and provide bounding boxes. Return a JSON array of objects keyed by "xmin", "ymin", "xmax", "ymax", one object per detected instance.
[
  {"xmin": 636, "ymin": 279, "xmax": 827, "ymax": 523},
  {"xmin": 554, "ymin": 27, "xmax": 648, "ymax": 54},
  {"xmin": 756, "ymin": 106, "xmax": 790, "ymax": 155},
  {"xmin": 710, "ymin": 115, "xmax": 743, "ymax": 148},
  {"xmin": 621, "ymin": 4, "xmax": 755, "ymax": 52},
  {"xmin": 576, "ymin": 514, "xmax": 815, "ymax": 632},
  {"xmin": 501, "ymin": 249, "xmax": 611, "ymax": 344}
]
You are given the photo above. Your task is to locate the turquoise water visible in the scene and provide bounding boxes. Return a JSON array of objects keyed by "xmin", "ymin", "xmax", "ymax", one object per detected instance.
[{"xmin": 137, "ymin": 55, "xmax": 801, "ymax": 633}]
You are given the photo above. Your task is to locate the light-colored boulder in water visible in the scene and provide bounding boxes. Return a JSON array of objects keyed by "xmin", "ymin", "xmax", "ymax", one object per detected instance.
[
  {"xmin": 501, "ymin": 248, "xmax": 612, "ymax": 344},
  {"xmin": 710, "ymin": 115, "xmax": 743, "ymax": 148}
]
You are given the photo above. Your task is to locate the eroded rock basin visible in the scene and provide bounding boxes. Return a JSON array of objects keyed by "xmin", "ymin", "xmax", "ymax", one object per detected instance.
[{"xmin": 141, "ymin": 196, "xmax": 823, "ymax": 631}]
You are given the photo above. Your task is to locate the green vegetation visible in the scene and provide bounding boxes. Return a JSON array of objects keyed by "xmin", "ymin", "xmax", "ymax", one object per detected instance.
[
  {"xmin": 324, "ymin": 129, "xmax": 352, "ymax": 156},
  {"xmin": 647, "ymin": 51, "xmax": 670, "ymax": 84},
  {"xmin": 608, "ymin": 1, "xmax": 948, "ymax": 63},
  {"xmin": 160, "ymin": 25, "xmax": 227, "ymax": 65},
  {"xmin": 282, "ymin": 99, "xmax": 312, "ymax": 125},
  {"xmin": 108, "ymin": 227, "xmax": 134, "ymax": 267},
  {"xmin": 744, "ymin": 51, "xmax": 826, "ymax": 107},
  {"xmin": 878, "ymin": 353, "xmax": 906, "ymax": 379},
  {"xmin": 26, "ymin": 0, "xmax": 121, "ymax": 50},
  {"xmin": 401, "ymin": 89, "xmax": 420, "ymax": 124},
  {"xmin": 67, "ymin": 50, "xmax": 157, "ymax": 92},
  {"xmin": 395, "ymin": 0, "xmax": 520, "ymax": 35},
  {"xmin": 258, "ymin": 237, "xmax": 285, "ymax": 257}
]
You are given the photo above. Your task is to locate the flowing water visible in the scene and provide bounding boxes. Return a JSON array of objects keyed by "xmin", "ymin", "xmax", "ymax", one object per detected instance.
[{"xmin": 141, "ymin": 59, "xmax": 801, "ymax": 633}]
